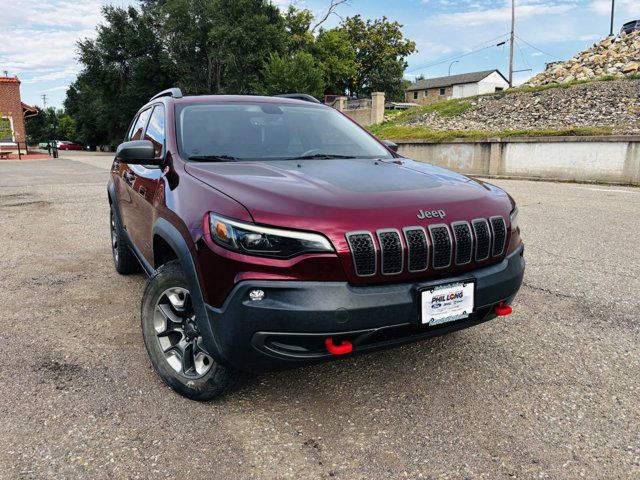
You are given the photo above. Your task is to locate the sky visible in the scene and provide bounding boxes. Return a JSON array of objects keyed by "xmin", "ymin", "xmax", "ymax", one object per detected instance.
[{"xmin": 2, "ymin": 0, "xmax": 639, "ymax": 109}]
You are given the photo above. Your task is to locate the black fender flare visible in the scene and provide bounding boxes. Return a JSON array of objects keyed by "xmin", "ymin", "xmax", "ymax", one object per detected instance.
[
  {"xmin": 107, "ymin": 180, "xmax": 118, "ymax": 215},
  {"xmin": 152, "ymin": 218, "xmax": 230, "ymax": 366}
]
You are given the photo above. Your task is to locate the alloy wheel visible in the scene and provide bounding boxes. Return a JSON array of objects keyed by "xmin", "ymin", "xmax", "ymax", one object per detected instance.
[{"xmin": 153, "ymin": 287, "xmax": 213, "ymax": 378}]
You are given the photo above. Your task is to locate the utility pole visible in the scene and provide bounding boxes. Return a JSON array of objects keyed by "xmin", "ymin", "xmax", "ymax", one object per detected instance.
[
  {"xmin": 609, "ymin": 0, "xmax": 615, "ymax": 36},
  {"xmin": 508, "ymin": 0, "xmax": 515, "ymax": 88},
  {"xmin": 41, "ymin": 94, "xmax": 48, "ymax": 109}
]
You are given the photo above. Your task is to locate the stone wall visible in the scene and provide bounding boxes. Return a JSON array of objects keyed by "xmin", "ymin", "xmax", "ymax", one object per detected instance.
[
  {"xmin": 335, "ymin": 92, "xmax": 385, "ymax": 126},
  {"xmin": 394, "ymin": 136, "xmax": 640, "ymax": 185}
]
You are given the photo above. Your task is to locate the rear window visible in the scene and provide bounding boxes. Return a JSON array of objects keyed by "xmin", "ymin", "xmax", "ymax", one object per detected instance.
[{"xmin": 176, "ymin": 102, "xmax": 391, "ymax": 160}]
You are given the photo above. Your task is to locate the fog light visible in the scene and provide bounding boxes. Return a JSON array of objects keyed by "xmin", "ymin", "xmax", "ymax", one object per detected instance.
[{"xmin": 249, "ymin": 289, "xmax": 265, "ymax": 301}]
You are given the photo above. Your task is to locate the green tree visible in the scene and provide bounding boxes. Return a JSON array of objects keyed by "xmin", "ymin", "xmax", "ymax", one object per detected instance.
[
  {"xmin": 58, "ymin": 114, "xmax": 77, "ymax": 141},
  {"xmin": 283, "ymin": 6, "xmax": 314, "ymax": 54},
  {"xmin": 144, "ymin": 0, "xmax": 286, "ymax": 94},
  {"xmin": 65, "ymin": 6, "xmax": 175, "ymax": 145},
  {"xmin": 259, "ymin": 52, "xmax": 324, "ymax": 100},
  {"xmin": 313, "ymin": 28, "xmax": 357, "ymax": 95},
  {"xmin": 25, "ymin": 107, "xmax": 59, "ymax": 143},
  {"xmin": 338, "ymin": 15, "xmax": 416, "ymax": 100}
]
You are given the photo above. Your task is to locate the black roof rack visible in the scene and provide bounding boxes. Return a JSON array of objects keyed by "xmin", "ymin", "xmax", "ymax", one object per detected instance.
[
  {"xmin": 275, "ymin": 93, "xmax": 321, "ymax": 103},
  {"xmin": 150, "ymin": 87, "xmax": 183, "ymax": 102}
]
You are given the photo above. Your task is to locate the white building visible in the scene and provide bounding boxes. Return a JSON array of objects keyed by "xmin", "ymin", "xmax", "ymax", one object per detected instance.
[{"xmin": 405, "ymin": 70, "xmax": 509, "ymax": 104}]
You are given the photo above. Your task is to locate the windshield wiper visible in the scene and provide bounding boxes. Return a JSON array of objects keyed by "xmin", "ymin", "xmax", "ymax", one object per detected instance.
[
  {"xmin": 188, "ymin": 155, "xmax": 240, "ymax": 162},
  {"xmin": 288, "ymin": 153, "xmax": 356, "ymax": 160}
]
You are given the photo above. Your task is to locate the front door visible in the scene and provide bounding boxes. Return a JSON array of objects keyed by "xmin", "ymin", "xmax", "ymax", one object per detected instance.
[{"xmin": 124, "ymin": 104, "xmax": 166, "ymax": 264}]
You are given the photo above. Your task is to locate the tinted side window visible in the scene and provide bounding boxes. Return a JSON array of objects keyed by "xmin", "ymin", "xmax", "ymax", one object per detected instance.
[
  {"xmin": 144, "ymin": 106, "xmax": 165, "ymax": 158},
  {"xmin": 130, "ymin": 108, "xmax": 151, "ymax": 141}
]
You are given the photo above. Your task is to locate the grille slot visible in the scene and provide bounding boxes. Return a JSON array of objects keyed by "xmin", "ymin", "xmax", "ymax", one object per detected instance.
[
  {"xmin": 403, "ymin": 227, "xmax": 428, "ymax": 272},
  {"xmin": 472, "ymin": 219, "xmax": 491, "ymax": 261},
  {"xmin": 377, "ymin": 230, "xmax": 403, "ymax": 275},
  {"xmin": 452, "ymin": 222, "xmax": 473, "ymax": 265},
  {"xmin": 346, "ymin": 232, "xmax": 376, "ymax": 276},
  {"xmin": 490, "ymin": 216, "xmax": 506, "ymax": 256},
  {"xmin": 428, "ymin": 225, "xmax": 452, "ymax": 269}
]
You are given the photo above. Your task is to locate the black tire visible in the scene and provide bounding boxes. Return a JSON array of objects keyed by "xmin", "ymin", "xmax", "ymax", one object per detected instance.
[
  {"xmin": 140, "ymin": 260, "xmax": 238, "ymax": 400},
  {"xmin": 110, "ymin": 204, "xmax": 142, "ymax": 275}
]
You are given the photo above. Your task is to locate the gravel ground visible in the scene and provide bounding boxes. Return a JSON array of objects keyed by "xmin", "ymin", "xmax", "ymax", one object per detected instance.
[
  {"xmin": 1, "ymin": 154, "xmax": 639, "ymax": 479},
  {"xmin": 406, "ymin": 79, "xmax": 640, "ymax": 135}
]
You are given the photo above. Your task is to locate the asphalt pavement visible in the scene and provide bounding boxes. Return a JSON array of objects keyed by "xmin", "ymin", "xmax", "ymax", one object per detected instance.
[{"xmin": 0, "ymin": 153, "xmax": 638, "ymax": 479}]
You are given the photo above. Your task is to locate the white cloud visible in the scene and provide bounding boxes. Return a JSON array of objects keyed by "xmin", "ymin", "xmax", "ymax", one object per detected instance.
[{"xmin": 428, "ymin": 2, "xmax": 574, "ymax": 28}]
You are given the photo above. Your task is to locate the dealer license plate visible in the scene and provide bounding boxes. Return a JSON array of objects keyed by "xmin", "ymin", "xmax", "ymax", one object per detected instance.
[{"xmin": 421, "ymin": 282, "xmax": 474, "ymax": 326}]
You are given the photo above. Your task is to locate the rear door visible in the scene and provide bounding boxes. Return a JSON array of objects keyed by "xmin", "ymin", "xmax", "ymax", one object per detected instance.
[{"xmin": 125, "ymin": 104, "xmax": 166, "ymax": 263}]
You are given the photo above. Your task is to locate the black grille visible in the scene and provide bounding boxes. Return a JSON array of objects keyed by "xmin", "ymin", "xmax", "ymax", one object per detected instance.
[
  {"xmin": 472, "ymin": 219, "xmax": 491, "ymax": 261},
  {"xmin": 404, "ymin": 228, "xmax": 428, "ymax": 272},
  {"xmin": 490, "ymin": 216, "xmax": 506, "ymax": 256},
  {"xmin": 346, "ymin": 233, "xmax": 376, "ymax": 276},
  {"xmin": 452, "ymin": 222, "xmax": 472, "ymax": 265},
  {"xmin": 378, "ymin": 231, "xmax": 403, "ymax": 274},
  {"xmin": 429, "ymin": 225, "xmax": 452, "ymax": 269}
]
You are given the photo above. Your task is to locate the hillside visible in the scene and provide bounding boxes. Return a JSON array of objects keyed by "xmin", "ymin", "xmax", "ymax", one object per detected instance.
[
  {"xmin": 526, "ymin": 31, "xmax": 640, "ymax": 86},
  {"xmin": 372, "ymin": 78, "xmax": 640, "ymax": 141},
  {"xmin": 371, "ymin": 31, "xmax": 640, "ymax": 141}
]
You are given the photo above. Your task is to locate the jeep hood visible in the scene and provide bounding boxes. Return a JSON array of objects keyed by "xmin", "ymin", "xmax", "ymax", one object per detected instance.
[{"xmin": 184, "ymin": 158, "xmax": 511, "ymax": 234}]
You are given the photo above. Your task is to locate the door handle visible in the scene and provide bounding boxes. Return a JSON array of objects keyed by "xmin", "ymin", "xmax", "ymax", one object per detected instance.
[{"xmin": 123, "ymin": 171, "xmax": 135, "ymax": 185}]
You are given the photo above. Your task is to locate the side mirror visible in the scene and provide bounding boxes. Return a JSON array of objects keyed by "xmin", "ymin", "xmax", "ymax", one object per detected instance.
[
  {"xmin": 116, "ymin": 140, "xmax": 161, "ymax": 165},
  {"xmin": 382, "ymin": 139, "xmax": 398, "ymax": 153}
]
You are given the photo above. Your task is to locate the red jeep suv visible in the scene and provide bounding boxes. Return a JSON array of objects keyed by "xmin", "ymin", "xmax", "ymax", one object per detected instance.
[{"xmin": 109, "ymin": 88, "xmax": 524, "ymax": 400}]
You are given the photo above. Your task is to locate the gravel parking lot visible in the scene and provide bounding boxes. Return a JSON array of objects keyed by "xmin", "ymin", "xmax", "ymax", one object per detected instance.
[{"xmin": 1, "ymin": 153, "xmax": 638, "ymax": 479}]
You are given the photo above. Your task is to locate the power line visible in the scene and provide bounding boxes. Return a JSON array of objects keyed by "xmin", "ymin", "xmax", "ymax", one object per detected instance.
[
  {"xmin": 515, "ymin": 34, "xmax": 564, "ymax": 61},
  {"xmin": 515, "ymin": 38, "xmax": 530, "ymax": 70},
  {"xmin": 407, "ymin": 33, "xmax": 510, "ymax": 73}
]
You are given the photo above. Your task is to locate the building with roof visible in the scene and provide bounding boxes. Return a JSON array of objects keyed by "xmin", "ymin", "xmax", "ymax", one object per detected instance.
[
  {"xmin": 0, "ymin": 75, "xmax": 38, "ymax": 147},
  {"xmin": 404, "ymin": 70, "xmax": 509, "ymax": 105}
]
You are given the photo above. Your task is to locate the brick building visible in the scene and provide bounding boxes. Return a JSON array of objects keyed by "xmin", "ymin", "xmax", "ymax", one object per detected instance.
[{"xmin": 0, "ymin": 76, "xmax": 37, "ymax": 146}]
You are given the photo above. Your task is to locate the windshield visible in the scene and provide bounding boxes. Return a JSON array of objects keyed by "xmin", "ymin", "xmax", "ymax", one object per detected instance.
[{"xmin": 176, "ymin": 102, "xmax": 392, "ymax": 161}]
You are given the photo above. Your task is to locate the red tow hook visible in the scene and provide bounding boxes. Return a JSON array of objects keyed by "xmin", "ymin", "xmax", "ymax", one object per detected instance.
[
  {"xmin": 493, "ymin": 301, "xmax": 513, "ymax": 316},
  {"xmin": 325, "ymin": 338, "xmax": 353, "ymax": 356}
]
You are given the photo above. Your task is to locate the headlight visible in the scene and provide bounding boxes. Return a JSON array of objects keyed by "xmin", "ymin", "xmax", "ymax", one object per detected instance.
[
  {"xmin": 509, "ymin": 206, "xmax": 519, "ymax": 232},
  {"xmin": 209, "ymin": 213, "xmax": 334, "ymax": 258}
]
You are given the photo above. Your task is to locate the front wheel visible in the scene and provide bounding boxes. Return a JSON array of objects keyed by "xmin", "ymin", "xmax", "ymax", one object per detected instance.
[{"xmin": 140, "ymin": 260, "xmax": 238, "ymax": 400}]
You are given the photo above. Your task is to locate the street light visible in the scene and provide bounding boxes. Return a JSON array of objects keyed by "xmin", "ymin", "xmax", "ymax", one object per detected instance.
[{"xmin": 448, "ymin": 60, "xmax": 460, "ymax": 76}]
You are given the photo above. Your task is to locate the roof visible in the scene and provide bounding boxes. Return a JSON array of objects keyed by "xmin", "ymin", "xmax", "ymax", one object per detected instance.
[
  {"xmin": 22, "ymin": 102, "xmax": 38, "ymax": 118},
  {"xmin": 405, "ymin": 70, "xmax": 506, "ymax": 91},
  {"xmin": 0, "ymin": 76, "xmax": 20, "ymax": 84}
]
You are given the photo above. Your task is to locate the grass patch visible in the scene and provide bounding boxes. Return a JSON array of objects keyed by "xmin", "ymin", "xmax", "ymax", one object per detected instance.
[
  {"xmin": 377, "ymin": 98, "xmax": 474, "ymax": 126},
  {"xmin": 368, "ymin": 124, "xmax": 615, "ymax": 142}
]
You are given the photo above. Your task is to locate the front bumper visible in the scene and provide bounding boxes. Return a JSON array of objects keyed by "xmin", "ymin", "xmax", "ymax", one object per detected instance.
[{"xmin": 204, "ymin": 245, "xmax": 525, "ymax": 372}]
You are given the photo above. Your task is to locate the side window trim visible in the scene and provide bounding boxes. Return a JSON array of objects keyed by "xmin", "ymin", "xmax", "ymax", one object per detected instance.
[{"xmin": 125, "ymin": 115, "xmax": 139, "ymax": 142}]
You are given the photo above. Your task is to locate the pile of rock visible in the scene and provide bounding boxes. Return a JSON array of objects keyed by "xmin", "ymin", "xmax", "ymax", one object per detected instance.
[
  {"xmin": 405, "ymin": 79, "xmax": 640, "ymax": 135},
  {"xmin": 526, "ymin": 31, "xmax": 640, "ymax": 86}
]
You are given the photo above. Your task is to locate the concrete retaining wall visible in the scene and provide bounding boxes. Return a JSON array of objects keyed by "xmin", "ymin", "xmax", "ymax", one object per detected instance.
[{"xmin": 395, "ymin": 136, "xmax": 640, "ymax": 185}]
